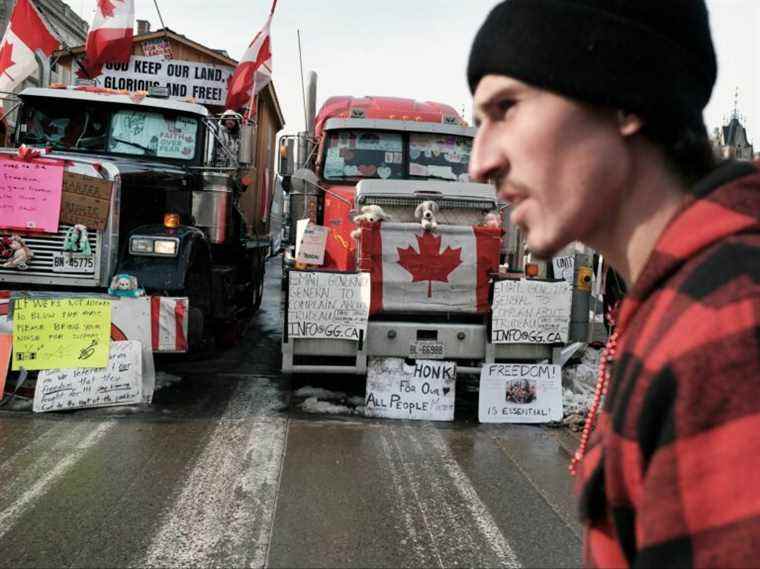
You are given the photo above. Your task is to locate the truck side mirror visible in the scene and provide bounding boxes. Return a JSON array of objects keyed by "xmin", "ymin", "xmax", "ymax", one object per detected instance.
[{"xmin": 279, "ymin": 138, "xmax": 295, "ymax": 178}]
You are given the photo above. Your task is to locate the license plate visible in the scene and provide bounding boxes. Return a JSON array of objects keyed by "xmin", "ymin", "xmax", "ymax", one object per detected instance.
[
  {"xmin": 52, "ymin": 252, "xmax": 95, "ymax": 274},
  {"xmin": 409, "ymin": 341, "xmax": 446, "ymax": 360}
]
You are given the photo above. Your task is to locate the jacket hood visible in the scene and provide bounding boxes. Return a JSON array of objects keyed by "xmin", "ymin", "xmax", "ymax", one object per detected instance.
[{"xmin": 619, "ymin": 160, "xmax": 760, "ymax": 331}]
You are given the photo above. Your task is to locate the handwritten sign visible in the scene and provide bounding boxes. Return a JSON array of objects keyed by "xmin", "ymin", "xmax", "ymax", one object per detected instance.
[
  {"xmin": 296, "ymin": 221, "xmax": 329, "ymax": 265},
  {"xmin": 288, "ymin": 271, "xmax": 370, "ymax": 340},
  {"xmin": 0, "ymin": 158, "xmax": 64, "ymax": 233},
  {"xmin": 365, "ymin": 357, "xmax": 456, "ymax": 421},
  {"xmin": 12, "ymin": 298, "xmax": 111, "ymax": 370},
  {"xmin": 34, "ymin": 341, "xmax": 143, "ymax": 413},
  {"xmin": 95, "ymin": 56, "xmax": 234, "ymax": 106},
  {"xmin": 491, "ymin": 279, "xmax": 572, "ymax": 344},
  {"xmin": 61, "ymin": 172, "xmax": 113, "ymax": 230},
  {"xmin": 552, "ymin": 255, "xmax": 575, "ymax": 283},
  {"xmin": 479, "ymin": 364, "xmax": 562, "ymax": 423},
  {"xmin": 142, "ymin": 39, "xmax": 173, "ymax": 59}
]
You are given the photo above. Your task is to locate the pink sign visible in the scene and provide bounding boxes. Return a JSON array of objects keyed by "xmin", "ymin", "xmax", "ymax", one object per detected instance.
[{"xmin": 0, "ymin": 157, "xmax": 64, "ymax": 233}]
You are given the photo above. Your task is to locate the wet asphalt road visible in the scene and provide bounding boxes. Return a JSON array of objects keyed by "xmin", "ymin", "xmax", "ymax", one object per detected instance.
[{"xmin": 0, "ymin": 258, "xmax": 582, "ymax": 568}]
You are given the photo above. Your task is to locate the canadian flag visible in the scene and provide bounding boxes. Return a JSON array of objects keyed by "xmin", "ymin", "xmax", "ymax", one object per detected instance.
[
  {"xmin": 0, "ymin": 0, "xmax": 59, "ymax": 94},
  {"xmin": 78, "ymin": 0, "xmax": 134, "ymax": 79},
  {"xmin": 226, "ymin": 1, "xmax": 276, "ymax": 111},
  {"xmin": 358, "ymin": 223, "xmax": 502, "ymax": 315}
]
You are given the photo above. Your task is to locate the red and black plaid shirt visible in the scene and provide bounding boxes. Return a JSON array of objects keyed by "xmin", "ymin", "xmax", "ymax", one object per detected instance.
[{"xmin": 577, "ymin": 161, "xmax": 760, "ymax": 568}]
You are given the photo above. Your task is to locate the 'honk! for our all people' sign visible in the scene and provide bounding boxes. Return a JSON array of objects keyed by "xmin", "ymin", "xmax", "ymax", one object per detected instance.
[{"xmin": 92, "ymin": 57, "xmax": 234, "ymax": 106}]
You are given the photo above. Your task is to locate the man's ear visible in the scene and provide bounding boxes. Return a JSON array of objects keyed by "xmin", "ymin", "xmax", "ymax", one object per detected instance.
[{"xmin": 617, "ymin": 110, "xmax": 644, "ymax": 137}]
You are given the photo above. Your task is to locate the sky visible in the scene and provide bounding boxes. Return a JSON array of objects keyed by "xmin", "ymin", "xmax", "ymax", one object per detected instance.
[{"xmin": 65, "ymin": 0, "xmax": 759, "ymax": 142}]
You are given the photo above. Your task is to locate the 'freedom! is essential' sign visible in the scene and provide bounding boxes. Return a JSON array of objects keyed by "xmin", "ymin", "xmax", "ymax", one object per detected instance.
[{"xmin": 92, "ymin": 56, "xmax": 234, "ymax": 106}]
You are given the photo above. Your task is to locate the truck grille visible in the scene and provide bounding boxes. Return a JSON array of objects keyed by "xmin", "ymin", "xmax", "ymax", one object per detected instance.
[
  {"xmin": 357, "ymin": 196, "xmax": 497, "ymax": 225},
  {"xmin": 0, "ymin": 225, "xmax": 100, "ymax": 282}
]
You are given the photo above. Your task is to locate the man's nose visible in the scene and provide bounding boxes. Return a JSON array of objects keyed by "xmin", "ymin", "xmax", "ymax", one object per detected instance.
[{"xmin": 469, "ymin": 125, "xmax": 505, "ymax": 184}]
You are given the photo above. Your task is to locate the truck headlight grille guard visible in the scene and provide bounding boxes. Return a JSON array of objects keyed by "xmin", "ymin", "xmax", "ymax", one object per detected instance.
[{"xmin": 357, "ymin": 197, "xmax": 494, "ymax": 210}]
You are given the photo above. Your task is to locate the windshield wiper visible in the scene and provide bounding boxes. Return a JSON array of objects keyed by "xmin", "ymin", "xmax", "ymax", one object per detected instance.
[{"xmin": 111, "ymin": 137, "xmax": 156, "ymax": 156}]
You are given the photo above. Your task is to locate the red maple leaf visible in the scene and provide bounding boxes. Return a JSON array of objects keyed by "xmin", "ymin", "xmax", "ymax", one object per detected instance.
[
  {"xmin": 0, "ymin": 42, "xmax": 15, "ymax": 78},
  {"xmin": 97, "ymin": 0, "xmax": 123, "ymax": 18},
  {"xmin": 397, "ymin": 233, "xmax": 462, "ymax": 298}
]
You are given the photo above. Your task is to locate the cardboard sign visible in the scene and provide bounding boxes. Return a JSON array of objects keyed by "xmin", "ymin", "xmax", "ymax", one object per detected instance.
[
  {"xmin": 0, "ymin": 157, "xmax": 64, "ymax": 233},
  {"xmin": 296, "ymin": 221, "xmax": 329, "ymax": 265},
  {"xmin": 491, "ymin": 279, "xmax": 573, "ymax": 344},
  {"xmin": 365, "ymin": 357, "xmax": 456, "ymax": 421},
  {"xmin": 288, "ymin": 271, "xmax": 370, "ymax": 341},
  {"xmin": 96, "ymin": 56, "xmax": 234, "ymax": 106},
  {"xmin": 34, "ymin": 341, "xmax": 143, "ymax": 413},
  {"xmin": 12, "ymin": 298, "xmax": 111, "ymax": 370},
  {"xmin": 60, "ymin": 172, "xmax": 113, "ymax": 230},
  {"xmin": 479, "ymin": 363, "xmax": 562, "ymax": 423},
  {"xmin": 552, "ymin": 255, "xmax": 575, "ymax": 283}
]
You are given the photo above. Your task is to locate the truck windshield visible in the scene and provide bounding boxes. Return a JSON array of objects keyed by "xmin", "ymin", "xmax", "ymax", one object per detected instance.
[
  {"xmin": 409, "ymin": 133, "xmax": 472, "ymax": 182},
  {"xmin": 322, "ymin": 129, "xmax": 473, "ymax": 182},
  {"xmin": 19, "ymin": 98, "xmax": 199, "ymax": 161},
  {"xmin": 324, "ymin": 131, "xmax": 404, "ymax": 180}
]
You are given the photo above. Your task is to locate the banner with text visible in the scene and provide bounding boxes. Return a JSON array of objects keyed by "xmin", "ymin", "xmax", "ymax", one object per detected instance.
[
  {"xmin": 479, "ymin": 363, "xmax": 562, "ymax": 424},
  {"xmin": 491, "ymin": 279, "xmax": 572, "ymax": 344},
  {"xmin": 34, "ymin": 341, "xmax": 143, "ymax": 413},
  {"xmin": 288, "ymin": 271, "xmax": 371, "ymax": 341},
  {"xmin": 92, "ymin": 56, "xmax": 234, "ymax": 106},
  {"xmin": 365, "ymin": 357, "xmax": 456, "ymax": 421}
]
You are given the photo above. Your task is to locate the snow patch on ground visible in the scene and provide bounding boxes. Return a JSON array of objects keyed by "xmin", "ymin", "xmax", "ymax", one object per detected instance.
[
  {"xmin": 154, "ymin": 372, "xmax": 182, "ymax": 391},
  {"xmin": 294, "ymin": 386, "xmax": 347, "ymax": 401},
  {"xmin": 561, "ymin": 347, "xmax": 601, "ymax": 429},
  {"xmin": 300, "ymin": 397, "xmax": 356, "ymax": 415}
]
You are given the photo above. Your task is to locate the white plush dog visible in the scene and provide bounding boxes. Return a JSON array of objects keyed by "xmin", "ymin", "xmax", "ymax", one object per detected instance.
[
  {"xmin": 351, "ymin": 205, "xmax": 391, "ymax": 240},
  {"xmin": 415, "ymin": 200, "xmax": 439, "ymax": 232},
  {"xmin": 482, "ymin": 210, "xmax": 502, "ymax": 228}
]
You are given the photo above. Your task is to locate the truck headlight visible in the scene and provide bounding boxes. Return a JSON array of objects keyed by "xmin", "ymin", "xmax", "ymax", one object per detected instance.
[
  {"xmin": 130, "ymin": 236, "xmax": 180, "ymax": 257},
  {"xmin": 154, "ymin": 239, "xmax": 178, "ymax": 256},
  {"xmin": 130, "ymin": 238, "xmax": 154, "ymax": 254}
]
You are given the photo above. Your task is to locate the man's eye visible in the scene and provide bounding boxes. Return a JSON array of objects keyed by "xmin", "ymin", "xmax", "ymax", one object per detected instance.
[{"xmin": 496, "ymin": 99, "xmax": 515, "ymax": 115}]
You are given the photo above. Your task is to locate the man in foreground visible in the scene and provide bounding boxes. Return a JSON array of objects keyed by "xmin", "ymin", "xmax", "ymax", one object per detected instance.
[{"xmin": 467, "ymin": 1, "xmax": 760, "ymax": 566}]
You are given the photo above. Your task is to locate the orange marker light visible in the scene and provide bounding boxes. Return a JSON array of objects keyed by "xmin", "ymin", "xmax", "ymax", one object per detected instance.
[
  {"xmin": 525, "ymin": 263, "xmax": 540, "ymax": 278},
  {"xmin": 164, "ymin": 213, "xmax": 180, "ymax": 229}
]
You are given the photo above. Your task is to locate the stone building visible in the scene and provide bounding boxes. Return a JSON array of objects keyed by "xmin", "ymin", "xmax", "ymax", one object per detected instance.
[
  {"xmin": 0, "ymin": 0, "xmax": 87, "ymax": 47},
  {"xmin": 714, "ymin": 114, "xmax": 754, "ymax": 161}
]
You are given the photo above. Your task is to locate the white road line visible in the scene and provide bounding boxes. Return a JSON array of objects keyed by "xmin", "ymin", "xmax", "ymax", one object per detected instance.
[
  {"xmin": 142, "ymin": 380, "xmax": 288, "ymax": 569},
  {"xmin": 378, "ymin": 424, "xmax": 521, "ymax": 569},
  {"xmin": 425, "ymin": 427, "xmax": 521, "ymax": 568},
  {"xmin": 0, "ymin": 421, "xmax": 114, "ymax": 540}
]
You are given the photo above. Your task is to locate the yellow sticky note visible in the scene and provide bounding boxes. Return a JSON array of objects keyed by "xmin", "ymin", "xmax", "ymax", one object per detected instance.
[{"xmin": 12, "ymin": 298, "xmax": 112, "ymax": 371}]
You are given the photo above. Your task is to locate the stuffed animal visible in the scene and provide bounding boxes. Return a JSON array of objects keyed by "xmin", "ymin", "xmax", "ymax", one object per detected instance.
[
  {"xmin": 108, "ymin": 274, "xmax": 145, "ymax": 297},
  {"xmin": 351, "ymin": 205, "xmax": 391, "ymax": 240},
  {"xmin": 63, "ymin": 224, "xmax": 92, "ymax": 256},
  {"xmin": 0, "ymin": 235, "xmax": 33, "ymax": 270},
  {"xmin": 414, "ymin": 200, "xmax": 439, "ymax": 232},
  {"xmin": 482, "ymin": 211, "xmax": 502, "ymax": 229}
]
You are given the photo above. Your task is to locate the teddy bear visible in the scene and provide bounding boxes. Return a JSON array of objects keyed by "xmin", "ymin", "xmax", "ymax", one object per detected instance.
[
  {"xmin": 350, "ymin": 205, "xmax": 391, "ymax": 240},
  {"xmin": 0, "ymin": 235, "xmax": 33, "ymax": 270},
  {"xmin": 482, "ymin": 210, "xmax": 502, "ymax": 229},
  {"xmin": 414, "ymin": 200, "xmax": 439, "ymax": 232}
]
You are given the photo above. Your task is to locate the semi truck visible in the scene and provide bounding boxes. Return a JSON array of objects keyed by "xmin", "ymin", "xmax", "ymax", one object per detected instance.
[
  {"xmin": 0, "ymin": 83, "xmax": 280, "ymax": 352},
  {"xmin": 280, "ymin": 75, "xmax": 593, "ymax": 376}
]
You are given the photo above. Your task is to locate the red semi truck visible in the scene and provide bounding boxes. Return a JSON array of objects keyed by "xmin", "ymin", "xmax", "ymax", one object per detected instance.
[{"xmin": 280, "ymin": 77, "xmax": 592, "ymax": 376}]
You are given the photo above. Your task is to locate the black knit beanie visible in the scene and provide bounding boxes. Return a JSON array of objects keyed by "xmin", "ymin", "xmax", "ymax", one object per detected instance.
[{"xmin": 467, "ymin": 0, "xmax": 717, "ymax": 127}]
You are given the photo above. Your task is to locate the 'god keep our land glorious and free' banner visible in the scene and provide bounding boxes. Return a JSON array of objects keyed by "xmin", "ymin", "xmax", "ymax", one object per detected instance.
[
  {"xmin": 12, "ymin": 298, "xmax": 111, "ymax": 370},
  {"xmin": 479, "ymin": 363, "xmax": 563, "ymax": 424},
  {"xmin": 287, "ymin": 271, "xmax": 371, "ymax": 341},
  {"xmin": 491, "ymin": 279, "xmax": 573, "ymax": 344},
  {"xmin": 92, "ymin": 57, "xmax": 235, "ymax": 107}
]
